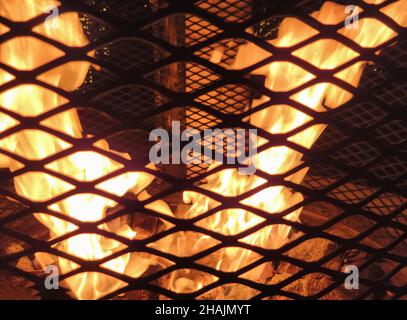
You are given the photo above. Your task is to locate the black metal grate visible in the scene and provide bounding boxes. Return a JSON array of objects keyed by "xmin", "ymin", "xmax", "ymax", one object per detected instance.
[{"xmin": 0, "ymin": 0, "xmax": 405, "ymax": 300}]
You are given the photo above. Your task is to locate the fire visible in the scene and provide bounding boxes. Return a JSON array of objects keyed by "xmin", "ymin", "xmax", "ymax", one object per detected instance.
[
  {"xmin": 0, "ymin": 0, "xmax": 172, "ymax": 299},
  {"xmin": 174, "ymin": 0, "xmax": 406, "ymax": 298},
  {"xmin": 0, "ymin": 0, "xmax": 405, "ymax": 300}
]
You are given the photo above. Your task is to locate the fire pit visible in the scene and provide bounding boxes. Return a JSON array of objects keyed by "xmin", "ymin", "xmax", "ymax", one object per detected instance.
[{"xmin": 0, "ymin": 0, "xmax": 405, "ymax": 300}]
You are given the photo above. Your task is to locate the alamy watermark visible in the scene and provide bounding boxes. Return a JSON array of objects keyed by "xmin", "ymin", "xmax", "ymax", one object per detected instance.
[
  {"xmin": 344, "ymin": 264, "xmax": 359, "ymax": 290},
  {"xmin": 44, "ymin": 265, "xmax": 59, "ymax": 290},
  {"xmin": 44, "ymin": 5, "xmax": 60, "ymax": 30},
  {"xmin": 345, "ymin": 5, "xmax": 360, "ymax": 29},
  {"xmin": 149, "ymin": 121, "xmax": 258, "ymax": 175}
]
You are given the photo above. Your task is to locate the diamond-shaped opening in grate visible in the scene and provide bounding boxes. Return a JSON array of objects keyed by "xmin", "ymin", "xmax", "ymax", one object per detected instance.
[
  {"xmin": 147, "ymin": 231, "xmax": 220, "ymax": 258},
  {"xmin": 358, "ymin": 258, "xmax": 399, "ymax": 297},
  {"xmin": 0, "ymin": 85, "xmax": 68, "ymax": 116},
  {"xmin": 84, "ymin": 0, "xmax": 167, "ymax": 22},
  {"xmin": 374, "ymin": 120, "xmax": 407, "ymax": 146},
  {"xmin": 366, "ymin": 156, "xmax": 407, "ymax": 182},
  {"xmin": 185, "ymin": 14, "xmax": 223, "ymax": 47},
  {"xmin": 32, "ymin": 12, "xmax": 106, "ymax": 48},
  {"xmin": 187, "ymin": 107, "xmax": 222, "ymax": 129},
  {"xmin": 329, "ymin": 179, "xmax": 379, "ymax": 205},
  {"xmin": 282, "ymin": 272, "xmax": 335, "ymax": 298},
  {"xmin": 301, "ymin": 202, "xmax": 345, "ymax": 227},
  {"xmin": 0, "ymin": 232, "xmax": 29, "ymax": 258},
  {"xmin": 389, "ymin": 266, "xmax": 407, "ymax": 288},
  {"xmin": 396, "ymin": 178, "xmax": 407, "ymax": 191},
  {"xmin": 5, "ymin": 213, "xmax": 54, "ymax": 242},
  {"xmin": 285, "ymin": 237, "xmax": 337, "ymax": 263},
  {"xmin": 0, "ymin": 68, "xmax": 14, "ymax": 87},
  {"xmin": 195, "ymin": 209, "xmax": 266, "ymax": 236},
  {"xmin": 292, "ymin": 39, "xmax": 359, "ymax": 70},
  {"xmin": 0, "ymin": 23, "xmax": 10, "ymax": 36},
  {"xmin": 56, "ymin": 233, "xmax": 128, "ymax": 261},
  {"xmin": 338, "ymin": 18, "xmax": 396, "ymax": 49},
  {"xmin": 388, "ymin": 240, "xmax": 407, "ymax": 258},
  {"xmin": 78, "ymin": 107, "xmax": 122, "ymax": 139},
  {"xmin": 171, "ymin": 191, "xmax": 221, "ymax": 219},
  {"xmin": 45, "ymin": 151, "xmax": 124, "ymax": 182},
  {"xmin": 93, "ymin": 85, "xmax": 168, "ymax": 119},
  {"xmin": 196, "ymin": 247, "xmax": 262, "ymax": 273},
  {"xmin": 312, "ymin": 125, "xmax": 350, "ymax": 152},
  {"xmin": 194, "ymin": 38, "xmax": 247, "ymax": 67},
  {"xmin": 336, "ymin": 101, "xmax": 388, "ymax": 129},
  {"xmin": 360, "ymin": 227, "xmax": 405, "ymax": 250},
  {"xmin": 293, "ymin": 0, "xmax": 351, "ymax": 15},
  {"xmin": 100, "ymin": 130, "xmax": 154, "ymax": 163},
  {"xmin": 241, "ymin": 261, "xmax": 302, "ymax": 286},
  {"xmin": 303, "ymin": 162, "xmax": 347, "ymax": 190},
  {"xmin": 380, "ymin": 1, "xmax": 407, "ymax": 27},
  {"xmin": 0, "ymin": 194, "xmax": 26, "ymax": 219},
  {"xmin": 37, "ymin": 60, "xmax": 88, "ymax": 93},
  {"xmin": 363, "ymin": 192, "xmax": 407, "ymax": 217},
  {"xmin": 239, "ymin": 224, "xmax": 303, "ymax": 250},
  {"xmin": 0, "ymin": 37, "xmax": 64, "ymax": 71},
  {"xmin": 374, "ymin": 81, "xmax": 407, "ymax": 108},
  {"xmin": 325, "ymin": 214, "xmax": 375, "ymax": 240},
  {"xmin": 158, "ymin": 268, "xmax": 219, "ymax": 295},
  {"xmin": 76, "ymin": 65, "xmax": 119, "ymax": 95},
  {"xmin": 195, "ymin": 84, "xmax": 250, "ymax": 114},
  {"xmin": 359, "ymin": 63, "xmax": 389, "ymax": 91},
  {"xmin": 101, "ymin": 252, "xmax": 174, "ymax": 280},
  {"xmin": 187, "ymin": 163, "xmax": 209, "ymax": 179},
  {"xmin": 0, "ymin": 268, "xmax": 38, "ymax": 299},
  {"xmin": 93, "ymin": 38, "xmax": 169, "ymax": 71},
  {"xmin": 79, "ymin": 14, "xmax": 115, "ymax": 43},
  {"xmin": 382, "ymin": 40, "xmax": 407, "ymax": 68},
  {"xmin": 63, "ymin": 271, "xmax": 127, "ymax": 299},
  {"xmin": 197, "ymin": 283, "xmax": 260, "ymax": 300},
  {"xmin": 183, "ymin": 127, "xmax": 253, "ymax": 165},
  {"xmin": 2, "ymin": 172, "xmax": 75, "ymax": 202},
  {"xmin": 145, "ymin": 62, "xmax": 186, "ymax": 93},
  {"xmin": 128, "ymin": 212, "xmax": 173, "ymax": 240},
  {"xmin": 330, "ymin": 140, "xmax": 380, "ymax": 168},
  {"xmin": 196, "ymin": 0, "xmax": 252, "ymax": 23},
  {"xmin": 186, "ymin": 63, "xmax": 221, "ymax": 92}
]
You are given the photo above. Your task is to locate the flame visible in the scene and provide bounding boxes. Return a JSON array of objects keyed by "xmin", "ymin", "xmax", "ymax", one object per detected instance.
[
  {"xmin": 0, "ymin": 0, "xmax": 170, "ymax": 299},
  {"xmin": 173, "ymin": 0, "xmax": 406, "ymax": 298},
  {"xmin": 0, "ymin": 0, "xmax": 405, "ymax": 300}
]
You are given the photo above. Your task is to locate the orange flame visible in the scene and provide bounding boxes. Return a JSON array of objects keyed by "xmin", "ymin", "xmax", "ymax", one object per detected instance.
[
  {"xmin": 0, "ymin": 0, "xmax": 172, "ymax": 299},
  {"xmin": 174, "ymin": 0, "xmax": 406, "ymax": 298},
  {"xmin": 0, "ymin": 0, "xmax": 405, "ymax": 300}
]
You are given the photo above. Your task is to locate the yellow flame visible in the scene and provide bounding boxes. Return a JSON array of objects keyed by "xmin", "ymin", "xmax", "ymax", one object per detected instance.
[
  {"xmin": 176, "ymin": 0, "xmax": 406, "ymax": 297},
  {"xmin": 0, "ymin": 0, "xmax": 405, "ymax": 300},
  {"xmin": 0, "ymin": 0, "xmax": 171, "ymax": 299}
]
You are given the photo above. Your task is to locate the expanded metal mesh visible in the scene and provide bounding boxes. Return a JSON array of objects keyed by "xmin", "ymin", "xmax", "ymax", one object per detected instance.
[{"xmin": 0, "ymin": 0, "xmax": 406, "ymax": 300}]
